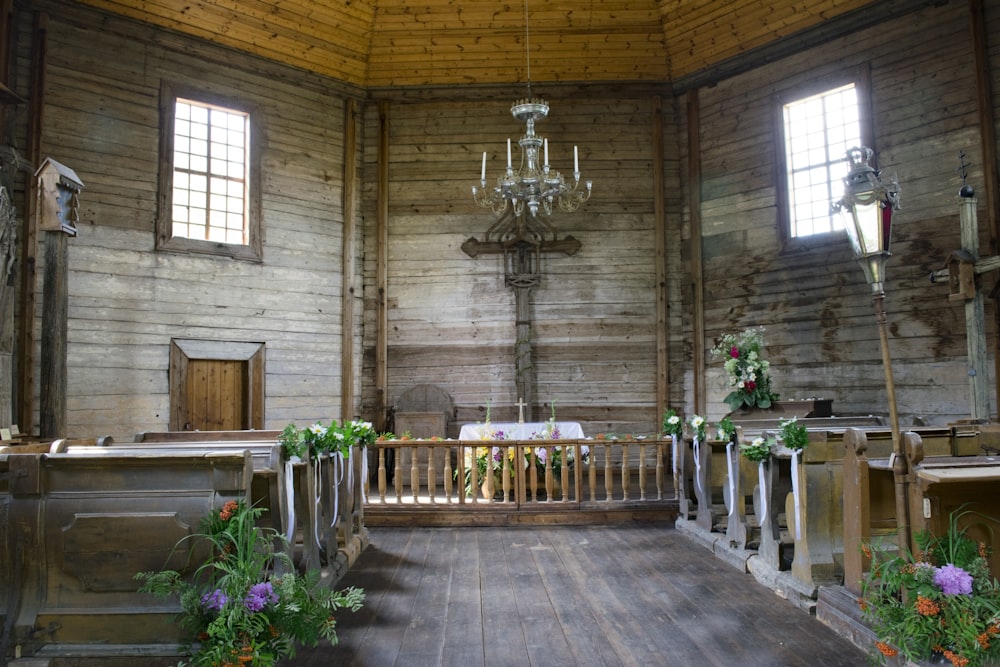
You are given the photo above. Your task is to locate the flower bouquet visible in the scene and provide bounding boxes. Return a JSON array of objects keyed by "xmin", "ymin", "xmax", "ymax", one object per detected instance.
[
  {"xmin": 861, "ymin": 510, "xmax": 1000, "ymax": 667},
  {"xmin": 711, "ymin": 326, "xmax": 779, "ymax": 412},
  {"xmin": 136, "ymin": 499, "xmax": 364, "ymax": 667}
]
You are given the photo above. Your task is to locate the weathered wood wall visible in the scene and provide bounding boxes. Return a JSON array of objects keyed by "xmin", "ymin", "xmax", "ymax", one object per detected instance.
[
  {"xmin": 359, "ymin": 90, "xmax": 684, "ymax": 435},
  {"xmin": 4, "ymin": 0, "xmax": 1000, "ymax": 443},
  {"xmin": 12, "ymin": 1, "xmax": 364, "ymax": 441},
  {"xmin": 687, "ymin": 0, "xmax": 999, "ymax": 425}
]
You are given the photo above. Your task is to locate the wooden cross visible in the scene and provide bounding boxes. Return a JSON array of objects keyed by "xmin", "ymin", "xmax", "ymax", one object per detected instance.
[
  {"xmin": 463, "ymin": 211, "xmax": 581, "ymax": 423},
  {"xmin": 516, "ymin": 397, "xmax": 527, "ymax": 424},
  {"xmin": 930, "ymin": 153, "xmax": 1000, "ymax": 421}
]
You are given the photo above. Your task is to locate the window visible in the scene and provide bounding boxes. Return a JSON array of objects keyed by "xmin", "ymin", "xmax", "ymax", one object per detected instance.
[
  {"xmin": 775, "ymin": 70, "xmax": 871, "ymax": 244},
  {"xmin": 157, "ymin": 85, "xmax": 261, "ymax": 260}
]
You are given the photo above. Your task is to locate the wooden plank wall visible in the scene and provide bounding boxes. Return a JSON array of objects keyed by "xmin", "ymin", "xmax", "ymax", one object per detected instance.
[
  {"xmin": 7, "ymin": 0, "xmax": 1000, "ymax": 443},
  {"xmin": 688, "ymin": 0, "xmax": 997, "ymax": 425},
  {"xmin": 360, "ymin": 89, "xmax": 684, "ymax": 435},
  {"xmin": 15, "ymin": 2, "xmax": 363, "ymax": 440}
]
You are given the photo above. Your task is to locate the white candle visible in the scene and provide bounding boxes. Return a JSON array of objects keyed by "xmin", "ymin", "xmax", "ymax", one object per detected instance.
[
  {"xmin": 481, "ymin": 151, "xmax": 487, "ymax": 181},
  {"xmin": 507, "ymin": 139, "xmax": 512, "ymax": 169},
  {"xmin": 574, "ymin": 145, "xmax": 579, "ymax": 173},
  {"xmin": 544, "ymin": 139, "xmax": 549, "ymax": 166}
]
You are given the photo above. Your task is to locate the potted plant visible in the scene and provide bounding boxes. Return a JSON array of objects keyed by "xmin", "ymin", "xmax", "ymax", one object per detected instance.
[
  {"xmin": 860, "ymin": 510, "xmax": 1000, "ymax": 667},
  {"xmin": 136, "ymin": 499, "xmax": 364, "ymax": 667}
]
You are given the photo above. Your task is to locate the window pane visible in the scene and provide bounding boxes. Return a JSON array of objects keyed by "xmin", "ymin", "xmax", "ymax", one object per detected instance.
[
  {"xmin": 783, "ymin": 83, "xmax": 860, "ymax": 238},
  {"xmin": 170, "ymin": 97, "xmax": 250, "ymax": 246}
]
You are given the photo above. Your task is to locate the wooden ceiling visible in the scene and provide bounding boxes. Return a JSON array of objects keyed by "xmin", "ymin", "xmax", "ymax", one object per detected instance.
[{"xmin": 73, "ymin": 0, "xmax": 882, "ymax": 89}]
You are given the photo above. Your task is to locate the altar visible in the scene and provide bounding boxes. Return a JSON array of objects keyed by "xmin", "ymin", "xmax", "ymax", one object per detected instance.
[{"xmin": 458, "ymin": 421, "xmax": 585, "ymax": 440}]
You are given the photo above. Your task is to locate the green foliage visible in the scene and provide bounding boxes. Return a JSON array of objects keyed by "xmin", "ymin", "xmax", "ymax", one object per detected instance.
[
  {"xmin": 716, "ymin": 416, "xmax": 736, "ymax": 442},
  {"xmin": 779, "ymin": 417, "xmax": 808, "ymax": 451},
  {"xmin": 136, "ymin": 499, "xmax": 364, "ymax": 667},
  {"xmin": 739, "ymin": 435, "xmax": 774, "ymax": 463},
  {"xmin": 662, "ymin": 409, "xmax": 683, "ymax": 437},
  {"xmin": 279, "ymin": 419, "xmax": 375, "ymax": 461},
  {"xmin": 860, "ymin": 510, "xmax": 1000, "ymax": 667}
]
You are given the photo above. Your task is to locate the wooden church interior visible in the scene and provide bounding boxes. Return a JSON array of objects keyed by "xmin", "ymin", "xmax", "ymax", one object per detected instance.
[{"xmin": 3, "ymin": 0, "xmax": 1000, "ymax": 664}]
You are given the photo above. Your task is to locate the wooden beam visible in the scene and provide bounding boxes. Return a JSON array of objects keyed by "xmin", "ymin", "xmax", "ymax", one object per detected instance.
[
  {"xmin": 39, "ymin": 231, "xmax": 66, "ymax": 438},
  {"xmin": 18, "ymin": 11, "xmax": 45, "ymax": 433},
  {"xmin": 341, "ymin": 98, "xmax": 358, "ymax": 420},
  {"xmin": 653, "ymin": 95, "xmax": 668, "ymax": 423},
  {"xmin": 687, "ymin": 89, "xmax": 706, "ymax": 415},
  {"xmin": 968, "ymin": 0, "xmax": 1000, "ymax": 418},
  {"xmin": 375, "ymin": 100, "xmax": 389, "ymax": 432}
]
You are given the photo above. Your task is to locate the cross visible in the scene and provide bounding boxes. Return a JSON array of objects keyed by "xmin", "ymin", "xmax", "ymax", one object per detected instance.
[
  {"xmin": 463, "ymin": 211, "xmax": 581, "ymax": 423},
  {"xmin": 516, "ymin": 397, "xmax": 527, "ymax": 424},
  {"xmin": 930, "ymin": 153, "xmax": 1000, "ymax": 421}
]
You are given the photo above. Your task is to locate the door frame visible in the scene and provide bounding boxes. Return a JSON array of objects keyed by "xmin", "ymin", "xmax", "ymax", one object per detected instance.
[{"xmin": 169, "ymin": 339, "xmax": 265, "ymax": 431}]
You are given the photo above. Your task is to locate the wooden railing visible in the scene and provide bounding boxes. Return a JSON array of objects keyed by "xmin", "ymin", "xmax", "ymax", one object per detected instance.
[{"xmin": 364, "ymin": 438, "xmax": 678, "ymax": 524}]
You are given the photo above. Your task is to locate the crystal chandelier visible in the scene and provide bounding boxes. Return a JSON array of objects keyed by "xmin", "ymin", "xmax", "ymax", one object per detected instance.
[{"xmin": 471, "ymin": 1, "xmax": 593, "ymax": 219}]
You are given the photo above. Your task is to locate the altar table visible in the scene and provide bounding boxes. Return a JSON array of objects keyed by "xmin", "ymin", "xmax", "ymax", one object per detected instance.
[{"xmin": 458, "ymin": 421, "xmax": 585, "ymax": 440}]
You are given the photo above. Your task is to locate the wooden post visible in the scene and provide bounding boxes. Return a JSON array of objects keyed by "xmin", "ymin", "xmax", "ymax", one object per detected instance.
[
  {"xmin": 375, "ymin": 100, "xmax": 389, "ymax": 432},
  {"xmin": 653, "ymin": 95, "xmax": 668, "ymax": 421},
  {"xmin": 687, "ymin": 89, "xmax": 706, "ymax": 415},
  {"xmin": 958, "ymin": 195, "xmax": 991, "ymax": 421},
  {"xmin": 341, "ymin": 98, "xmax": 358, "ymax": 420},
  {"xmin": 39, "ymin": 231, "xmax": 67, "ymax": 438}
]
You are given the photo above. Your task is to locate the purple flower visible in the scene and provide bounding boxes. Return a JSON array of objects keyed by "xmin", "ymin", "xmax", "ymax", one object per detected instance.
[
  {"xmin": 201, "ymin": 588, "xmax": 227, "ymax": 612},
  {"xmin": 535, "ymin": 447, "xmax": 548, "ymax": 463},
  {"xmin": 244, "ymin": 581, "xmax": 278, "ymax": 612},
  {"xmin": 933, "ymin": 563, "xmax": 973, "ymax": 596}
]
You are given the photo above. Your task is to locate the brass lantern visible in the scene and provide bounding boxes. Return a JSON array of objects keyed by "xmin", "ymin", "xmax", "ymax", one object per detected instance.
[{"xmin": 832, "ymin": 146, "xmax": 900, "ymax": 293}]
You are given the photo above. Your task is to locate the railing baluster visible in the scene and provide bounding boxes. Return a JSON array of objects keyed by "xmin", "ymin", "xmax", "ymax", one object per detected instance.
[
  {"xmin": 588, "ymin": 447, "xmax": 597, "ymax": 501},
  {"xmin": 410, "ymin": 446, "xmax": 420, "ymax": 503},
  {"xmin": 604, "ymin": 443, "xmax": 613, "ymax": 501},
  {"xmin": 394, "ymin": 445, "xmax": 403, "ymax": 503},
  {"xmin": 427, "ymin": 446, "xmax": 436, "ymax": 504},
  {"xmin": 621, "ymin": 443, "xmax": 630, "ymax": 501},
  {"xmin": 639, "ymin": 443, "xmax": 647, "ymax": 501},
  {"xmin": 656, "ymin": 440, "xmax": 664, "ymax": 500},
  {"xmin": 444, "ymin": 445, "xmax": 453, "ymax": 503},
  {"xmin": 378, "ymin": 447, "xmax": 387, "ymax": 503}
]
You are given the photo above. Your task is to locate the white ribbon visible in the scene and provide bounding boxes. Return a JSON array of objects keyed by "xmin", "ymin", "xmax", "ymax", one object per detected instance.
[
  {"xmin": 360, "ymin": 446, "xmax": 369, "ymax": 503},
  {"xmin": 726, "ymin": 443, "xmax": 736, "ymax": 517},
  {"xmin": 693, "ymin": 437, "xmax": 703, "ymax": 498},
  {"xmin": 758, "ymin": 461, "xmax": 768, "ymax": 529},
  {"xmin": 791, "ymin": 449, "xmax": 802, "ymax": 541},
  {"xmin": 313, "ymin": 459, "xmax": 323, "ymax": 552},
  {"xmin": 671, "ymin": 434, "xmax": 678, "ymax": 476},
  {"xmin": 284, "ymin": 460, "xmax": 297, "ymax": 543},
  {"xmin": 330, "ymin": 452, "xmax": 344, "ymax": 528}
]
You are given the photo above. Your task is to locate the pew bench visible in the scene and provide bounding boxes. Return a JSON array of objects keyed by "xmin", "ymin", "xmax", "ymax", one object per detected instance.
[{"xmin": 3, "ymin": 449, "xmax": 252, "ymax": 658}]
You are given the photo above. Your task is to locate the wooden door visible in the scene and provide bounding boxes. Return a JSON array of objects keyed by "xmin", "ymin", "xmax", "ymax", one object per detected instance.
[{"xmin": 184, "ymin": 358, "xmax": 247, "ymax": 431}]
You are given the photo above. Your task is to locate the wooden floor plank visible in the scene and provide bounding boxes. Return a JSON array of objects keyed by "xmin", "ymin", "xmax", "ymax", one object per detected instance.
[{"xmin": 285, "ymin": 524, "xmax": 868, "ymax": 667}]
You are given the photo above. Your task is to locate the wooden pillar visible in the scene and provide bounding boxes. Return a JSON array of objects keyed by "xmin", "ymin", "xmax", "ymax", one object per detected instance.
[
  {"xmin": 341, "ymin": 98, "xmax": 358, "ymax": 420},
  {"xmin": 375, "ymin": 100, "xmax": 389, "ymax": 432},
  {"xmin": 18, "ymin": 12, "xmax": 46, "ymax": 432},
  {"xmin": 653, "ymin": 95, "xmax": 669, "ymax": 420},
  {"xmin": 687, "ymin": 89, "xmax": 706, "ymax": 414},
  {"xmin": 969, "ymin": 0, "xmax": 1000, "ymax": 413},
  {"xmin": 39, "ymin": 230, "xmax": 66, "ymax": 438}
]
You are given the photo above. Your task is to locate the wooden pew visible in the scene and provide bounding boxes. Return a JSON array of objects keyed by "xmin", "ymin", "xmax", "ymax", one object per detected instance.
[{"xmin": 4, "ymin": 449, "xmax": 252, "ymax": 658}]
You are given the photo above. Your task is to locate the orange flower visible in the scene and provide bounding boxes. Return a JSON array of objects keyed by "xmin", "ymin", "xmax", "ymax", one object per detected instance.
[
  {"xmin": 857, "ymin": 598, "xmax": 868, "ymax": 612},
  {"xmin": 915, "ymin": 594, "xmax": 940, "ymax": 616},
  {"xmin": 219, "ymin": 500, "xmax": 239, "ymax": 521},
  {"xmin": 942, "ymin": 649, "xmax": 969, "ymax": 667},
  {"xmin": 875, "ymin": 641, "xmax": 898, "ymax": 657},
  {"xmin": 977, "ymin": 632, "xmax": 991, "ymax": 650}
]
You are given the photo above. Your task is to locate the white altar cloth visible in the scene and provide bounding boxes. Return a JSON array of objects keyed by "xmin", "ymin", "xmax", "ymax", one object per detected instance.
[{"xmin": 458, "ymin": 421, "xmax": 585, "ymax": 440}]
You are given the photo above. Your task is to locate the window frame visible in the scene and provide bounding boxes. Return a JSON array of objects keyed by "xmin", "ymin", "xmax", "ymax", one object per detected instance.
[
  {"xmin": 773, "ymin": 65, "xmax": 874, "ymax": 250},
  {"xmin": 156, "ymin": 82, "xmax": 263, "ymax": 261}
]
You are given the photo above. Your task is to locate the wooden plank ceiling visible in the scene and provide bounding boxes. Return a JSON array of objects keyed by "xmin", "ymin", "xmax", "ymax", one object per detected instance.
[{"xmin": 72, "ymin": 0, "xmax": 879, "ymax": 88}]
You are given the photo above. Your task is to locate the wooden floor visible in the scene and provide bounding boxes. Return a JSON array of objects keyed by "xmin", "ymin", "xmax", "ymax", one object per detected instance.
[{"xmin": 282, "ymin": 524, "xmax": 869, "ymax": 667}]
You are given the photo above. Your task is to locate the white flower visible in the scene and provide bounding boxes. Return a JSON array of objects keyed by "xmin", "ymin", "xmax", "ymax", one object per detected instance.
[
  {"xmin": 667, "ymin": 415, "xmax": 680, "ymax": 426},
  {"xmin": 309, "ymin": 423, "xmax": 326, "ymax": 436},
  {"xmin": 690, "ymin": 415, "xmax": 705, "ymax": 428}
]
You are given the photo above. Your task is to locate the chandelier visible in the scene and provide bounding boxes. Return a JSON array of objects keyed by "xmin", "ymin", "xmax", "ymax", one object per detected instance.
[{"xmin": 471, "ymin": 1, "xmax": 593, "ymax": 219}]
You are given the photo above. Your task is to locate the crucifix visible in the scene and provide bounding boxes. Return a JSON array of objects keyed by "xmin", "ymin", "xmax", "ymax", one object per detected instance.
[
  {"xmin": 516, "ymin": 397, "xmax": 527, "ymax": 424},
  {"xmin": 462, "ymin": 210, "xmax": 581, "ymax": 422},
  {"xmin": 930, "ymin": 152, "xmax": 1000, "ymax": 422}
]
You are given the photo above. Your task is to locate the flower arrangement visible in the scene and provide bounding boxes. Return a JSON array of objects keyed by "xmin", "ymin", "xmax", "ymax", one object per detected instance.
[
  {"xmin": 662, "ymin": 409, "xmax": 683, "ymax": 438},
  {"xmin": 461, "ymin": 443, "xmax": 515, "ymax": 497},
  {"xmin": 860, "ymin": 510, "xmax": 1000, "ymax": 667},
  {"xmin": 280, "ymin": 420, "xmax": 376, "ymax": 461},
  {"xmin": 136, "ymin": 499, "xmax": 364, "ymax": 667},
  {"xmin": 716, "ymin": 416, "xmax": 736, "ymax": 443},
  {"xmin": 689, "ymin": 414, "xmax": 707, "ymax": 441},
  {"xmin": 739, "ymin": 435, "xmax": 774, "ymax": 462},
  {"xmin": 779, "ymin": 417, "xmax": 808, "ymax": 451},
  {"xmin": 711, "ymin": 326, "xmax": 780, "ymax": 412}
]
